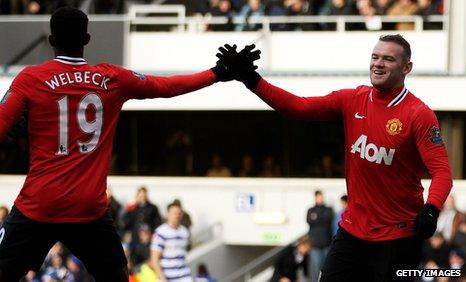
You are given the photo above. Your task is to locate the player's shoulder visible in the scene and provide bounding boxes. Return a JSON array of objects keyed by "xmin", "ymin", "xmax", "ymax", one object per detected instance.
[
  {"xmin": 405, "ymin": 91, "xmax": 433, "ymax": 115},
  {"xmin": 93, "ymin": 62, "xmax": 123, "ymax": 76}
]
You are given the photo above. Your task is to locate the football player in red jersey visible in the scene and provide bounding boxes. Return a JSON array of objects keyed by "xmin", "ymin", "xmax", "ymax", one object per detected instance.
[
  {"xmin": 0, "ymin": 7, "xmax": 258, "ymax": 282},
  {"xmin": 217, "ymin": 36, "xmax": 452, "ymax": 281}
]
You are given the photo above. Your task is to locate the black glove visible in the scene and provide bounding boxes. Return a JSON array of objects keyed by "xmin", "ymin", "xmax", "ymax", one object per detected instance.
[
  {"xmin": 211, "ymin": 44, "xmax": 237, "ymax": 82},
  {"xmin": 414, "ymin": 204, "xmax": 440, "ymax": 239},
  {"xmin": 216, "ymin": 44, "xmax": 262, "ymax": 89}
]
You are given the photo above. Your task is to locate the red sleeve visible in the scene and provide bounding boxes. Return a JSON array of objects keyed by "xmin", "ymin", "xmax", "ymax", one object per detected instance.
[
  {"xmin": 253, "ymin": 78, "xmax": 347, "ymax": 120},
  {"xmin": 0, "ymin": 73, "xmax": 29, "ymax": 143},
  {"xmin": 413, "ymin": 106, "xmax": 452, "ymax": 210},
  {"xmin": 117, "ymin": 67, "xmax": 216, "ymax": 101}
]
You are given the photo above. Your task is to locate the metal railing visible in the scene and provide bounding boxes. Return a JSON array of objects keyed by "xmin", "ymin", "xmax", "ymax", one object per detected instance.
[
  {"xmin": 126, "ymin": 5, "xmax": 446, "ymax": 32},
  {"xmin": 222, "ymin": 234, "xmax": 307, "ymax": 282}
]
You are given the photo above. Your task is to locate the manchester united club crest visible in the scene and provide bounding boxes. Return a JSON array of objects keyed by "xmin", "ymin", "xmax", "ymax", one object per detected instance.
[{"xmin": 386, "ymin": 118, "xmax": 403, "ymax": 135}]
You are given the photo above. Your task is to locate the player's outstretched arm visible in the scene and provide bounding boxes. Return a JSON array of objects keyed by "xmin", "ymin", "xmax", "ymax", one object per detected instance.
[{"xmin": 216, "ymin": 44, "xmax": 343, "ymax": 120}]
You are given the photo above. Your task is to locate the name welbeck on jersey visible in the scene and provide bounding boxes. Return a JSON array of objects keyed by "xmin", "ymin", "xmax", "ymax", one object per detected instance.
[
  {"xmin": 45, "ymin": 71, "xmax": 110, "ymax": 90},
  {"xmin": 351, "ymin": 134, "xmax": 395, "ymax": 165}
]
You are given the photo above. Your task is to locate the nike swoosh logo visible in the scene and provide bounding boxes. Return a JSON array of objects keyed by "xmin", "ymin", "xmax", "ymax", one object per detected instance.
[{"xmin": 354, "ymin": 113, "xmax": 365, "ymax": 119}]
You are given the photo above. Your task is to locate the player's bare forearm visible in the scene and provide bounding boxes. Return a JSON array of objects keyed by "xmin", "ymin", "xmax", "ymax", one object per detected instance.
[
  {"xmin": 151, "ymin": 69, "xmax": 216, "ymax": 98},
  {"xmin": 149, "ymin": 250, "xmax": 167, "ymax": 282}
]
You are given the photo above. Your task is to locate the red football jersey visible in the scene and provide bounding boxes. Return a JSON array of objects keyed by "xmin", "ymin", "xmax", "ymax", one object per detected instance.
[
  {"xmin": 254, "ymin": 80, "xmax": 452, "ymax": 241},
  {"xmin": 0, "ymin": 56, "xmax": 215, "ymax": 223}
]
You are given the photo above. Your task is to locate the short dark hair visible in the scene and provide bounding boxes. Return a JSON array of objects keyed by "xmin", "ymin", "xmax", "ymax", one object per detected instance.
[
  {"xmin": 340, "ymin": 195, "xmax": 348, "ymax": 202},
  {"xmin": 50, "ymin": 7, "xmax": 88, "ymax": 51},
  {"xmin": 167, "ymin": 202, "xmax": 181, "ymax": 211},
  {"xmin": 379, "ymin": 34, "xmax": 411, "ymax": 62},
  {"xmin": 315, "ymin": 190, "xmax": 322, "ymax": 197}
]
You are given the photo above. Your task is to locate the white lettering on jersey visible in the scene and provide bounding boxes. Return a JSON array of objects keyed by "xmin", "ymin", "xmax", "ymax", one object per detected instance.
[
  {"xmin": 45, "ymin": 72, "xmax": 110, "ymax": 90},
  {"xmin": 350, "ymin": 134, "xmax": 395, "ymax": 165},
  {"xmin": 0, "ymin": 227, "xmax": 5, "ymax": 245}
]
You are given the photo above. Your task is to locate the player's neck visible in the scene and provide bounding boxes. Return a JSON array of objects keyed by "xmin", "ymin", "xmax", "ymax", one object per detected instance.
[
  {"xmin": 54, "ymin": 50, "xmax": 84, "ymax": 59},
  {"xmin": 372, "ymin": 84, "xmax": 405, "ymax": 100}
]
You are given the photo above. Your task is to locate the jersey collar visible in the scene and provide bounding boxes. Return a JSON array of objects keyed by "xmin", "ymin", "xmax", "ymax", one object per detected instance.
[
  {"xmin": 369, "ymin": 86, "xmax": 408, "ymax": 108},
  {"xmin": 54, "ymin": 56, "xmax": 87, "ymax": 65}
]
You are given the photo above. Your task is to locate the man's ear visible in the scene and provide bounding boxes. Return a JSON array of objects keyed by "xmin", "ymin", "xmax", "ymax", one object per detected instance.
[
  {"xmin": 83, "ymin": 33, "xmax": 91, "ymax": 46},
  {"xmin": 404, "ymin": 61, "xmax": 413, "ymax": 75}
]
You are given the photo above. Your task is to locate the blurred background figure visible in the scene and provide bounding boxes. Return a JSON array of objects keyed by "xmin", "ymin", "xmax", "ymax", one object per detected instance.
[
  {"xmin": 124, "ymin": 186, "xmax": 162, "ymax": 247},
  {"xmin": 373, "ymin": 0, "xmax": 393, "ymax": 15},
  {"xmin": 421, "ymin": 233, "xmax": 451, "ymax": 270},
  {"xmin": 65, "ymin": 255, "xmax": 86, "ymax": 281},
  {"xmin": 437, "ymin": 195, "xmax": 465, "ymax": 243},
  {"xmin": 386, "ymin": 0, "xmax": 419, "ymax": 30},
  {"xmin": 130, "ymin": 224, "xmax": 152, "ymax": 268},
  {"xmin": 208, "ymin": 0, "xmax": 236, "ymax": 31},
  {"xmin": 259, "ymin": 155, "xmax": 282, "ymax": 177},
  {"xmin": 270, "ymin": 237, "xmax": 311, "ymax": 282},
  {"xmin": 164, "ymin": 130, "xmax": 193, "ymax": 176},
  {"xmin": 150, "ymin": 203, "xmax": 192, "ymax": 282},
  {"xmin": 452, "ymin": 219, "xmax": 466, "ymax": 261},
  {"xmin": 107, "ymin": 186, "xmax": 123, "ymax": 233},
  {"xmin": 195, "ymin": 263, "xmax": 217, "ymax": 282},
  {"xmin": 0, "ymin": 205, "xmax": 8, "ymax": 225},
  {"xmin": 306, "ymin": 190, "xmax": 333, "ymax": 282},
  {"xmin": 236, "ymin": 0, "xmax": 265, "ymax": 31},
  {"xmin": 172, "ymin": 198, "xmax": 193, "ymax": 231},
  {"xmin": 42, "ymin": 253, "xmax": 68, "ymax": 282},
  {"xmin": 238, "ymin": 153, "xmax": 255, "ymax": 177},
  {"xmin": 206, "ymin": 153, "xmax": 232, "ymax": 177},
  {"xmin": 332, "ymin": 195, "xmax": 347, "ymax": 236}
]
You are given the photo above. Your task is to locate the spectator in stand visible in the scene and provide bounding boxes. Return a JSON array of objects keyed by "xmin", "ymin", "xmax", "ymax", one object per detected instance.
[
  {"xmin": 164, "ymin": 130, "xmax": 193, "ymax": 176},
  {"xmin": 208, "ymin": 0, "xmax": 236, "ymax": 31},
  {"xmin": 124, "ymin": 186, "xmax": 163, "ymax": 246},
  {"xmin": 0, "ymin": 0, "xmax": 24, "ymax": 14},
  {"xmin": 195, "ymin": 263, "xmax": 216, "ymax": 282},
  {"xmin": 270, "ymin": 237, "xmax": 311, "ymax": 282},
  {"xmin": 172, "ymin": 199, "xmax": 193, "ymax": 230},
  {"xmin": 332, "ymin": 195, "xmax": 347, "ymax": 236},
  {"xmin": 236, "ymin": 0, "xmax": 266, "ymax": 31},
  {"xmin": 453, "ymin": 219, "xmax": 466, "ymax": 260},
  {"xmin": 42, "ymin": 254, "xmax": 68, "ymax": 282},
  {"xmin": 349, "ymin": 0, "xmax": 381, "ymax": 31},
  {"xmin": 66, "ymin": 255, "xmax": 87, "ymax": 282},
  {"xmin": 206, "ymin": 154, "xmax": 232, "ymax": 177},
  {"xmin": 417, "ymin": 0, "xmax": 442, "ymax": 30},
  {"xmin": 107, "ymin": 187, "xmax": 123, "ymax": 230},
  {"xmin": 259, "ymin": 155, "xmax": 281, "ymax": 177},
  {"xmin": 93, "ymin": 0, "xmax": 124, "ymax": 14},
  {"xmin": 437, "ymin": 195, "xmax": 465, "ymax": 243},
  {"xmin": 22, "ymin": 271, "xmax": 40, "ymax": 282},
  {"xmin": 130, "ymin": 224, "xmax": 153, "ymax": 267},
  {"xmin": 422, "ymin": 232, "xmax": 451, "ymax": 269},
  {"xmin": 238, "ymin": 153, "xmax": 255, "ymax": 177},
  {"xmin": 324, "ymin": 0, "xmax": 357, "ymax": 16},
  {"xmin": 150, "ymin": 203, "xmax": 192, "ymax": 282},
  {"xmin": 386, "ymin": 0, "xmax": 419, "ymax": 30},
  {"xmin": 0, "ymin": 205, "xmax": 8, "ymax": 225},
  {"xmin": 373, "ymin": 0, "xmax": 393, "ymax": 15},
  {"xmin": 306, "ymin": 190, "xmax": 334, "ymax": 282}
]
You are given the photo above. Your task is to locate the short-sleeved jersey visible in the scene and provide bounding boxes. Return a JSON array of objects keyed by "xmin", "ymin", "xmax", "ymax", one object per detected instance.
[
  {"xmin": 254, "ymin": 80, "xmax": 452, "ymax": 241},
  {"xmin": 151, "ymin": 223, "xmax": 191, "ymax": 281},
  {"xmin": 0, "ymin": 56, "xmax": 215, "ymax": 222}
]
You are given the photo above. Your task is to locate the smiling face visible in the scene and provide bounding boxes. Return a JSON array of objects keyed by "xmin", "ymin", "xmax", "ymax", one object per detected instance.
[{"xmin": 370, "ymin": 40, "xmax": 412, "ymax": 92}]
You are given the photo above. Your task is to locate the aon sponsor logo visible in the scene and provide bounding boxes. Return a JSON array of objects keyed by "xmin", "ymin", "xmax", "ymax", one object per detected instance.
[{"xmin": 350, "ymin": 134, "xmax": 395, "ymax": 165}]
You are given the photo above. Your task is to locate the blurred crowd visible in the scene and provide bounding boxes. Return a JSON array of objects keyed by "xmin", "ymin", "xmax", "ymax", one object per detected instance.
[
  {"xmin": 0, "ymin": 0, "xmax": 444, "ymax": 31},
  {"xmin": 0, "ymin": 187, "xmax": 217, "ymax": 282},
  {"xmin": 1, "ymin": 189, "xmax": 465, "ymax": 281},
  {"xmin": 271, "ymin": 192, "xmax": 466, "ymax": 282},
  {"xmin": 0, "ymin": 129, "xmax": 345, "ymax": 178}
]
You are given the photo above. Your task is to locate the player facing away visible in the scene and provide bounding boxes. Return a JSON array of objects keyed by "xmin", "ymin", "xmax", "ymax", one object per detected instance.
[
  {"xmin": 0, "ymin": 7, "xmax": 250, "ymax": 282},
  {"xmin": 217, "ymin": 36, "xmax": 453, "ymax": 281}
]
